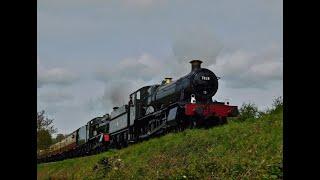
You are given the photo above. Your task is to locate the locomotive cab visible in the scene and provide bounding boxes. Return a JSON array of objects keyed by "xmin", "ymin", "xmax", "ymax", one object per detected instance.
[{"xmin": 129, "ymin": 86, "xmax": 155, "ymax": 121}]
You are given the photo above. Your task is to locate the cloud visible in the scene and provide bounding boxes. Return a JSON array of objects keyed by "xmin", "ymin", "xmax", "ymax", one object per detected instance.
[
  {"xmin": 38, "ymin": 65, "xmax": 79, "ymax": 88},
  {"xmin": 95, "ymin": 53, "xmax": 165, "ymax": 83},
  {"xmin": 38, "ymin": 91, "xmax": 74, "ymax": 103},
  {"xmin": 122, "ymin": 0, "xmax": 162, "ymax": 8},
  {"xmin": 211, "ymin": 43, "xmax": 283, "ymax": 89},
  {"xmin": 38, "ymin": 0, "xmax": 165, "ymax": 9}
]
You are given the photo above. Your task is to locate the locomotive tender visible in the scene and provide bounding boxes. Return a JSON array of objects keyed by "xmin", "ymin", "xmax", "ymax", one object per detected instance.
[{"xmin": 37, "ymin": 60, "xmax": 239, "ymax": 163}]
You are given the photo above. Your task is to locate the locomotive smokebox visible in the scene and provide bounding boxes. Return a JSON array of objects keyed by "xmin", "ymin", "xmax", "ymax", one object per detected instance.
[{"xmin": 190, "ymin": 60, "xmax": 203, "ymax": 72}]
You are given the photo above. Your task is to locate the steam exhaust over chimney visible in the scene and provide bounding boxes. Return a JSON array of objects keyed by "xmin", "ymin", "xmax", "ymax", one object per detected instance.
[{"xmin": 190, "ymin": 60, "xmax": 203, "ymax": 72}]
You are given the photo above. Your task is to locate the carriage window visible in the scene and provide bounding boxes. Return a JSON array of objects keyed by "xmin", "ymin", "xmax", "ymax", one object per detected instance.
[
  {"xmin": 78, "ymin": 126, "xmax": 86, "ymax": 144},
  {"xmin": 136, "ymin": 91, "xmax": 140, "ymax": 100}
]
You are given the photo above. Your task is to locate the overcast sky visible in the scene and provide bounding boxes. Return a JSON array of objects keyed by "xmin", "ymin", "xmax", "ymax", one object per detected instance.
[{"xmin": 37, "ymin": 0, "xmax": 283, "ymax": 135}]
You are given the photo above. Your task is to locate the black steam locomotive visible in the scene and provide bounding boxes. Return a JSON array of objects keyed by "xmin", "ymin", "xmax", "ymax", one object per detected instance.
[{"xmin": 37, "ymin": 60, "xmax": 239, "ymax": 163}]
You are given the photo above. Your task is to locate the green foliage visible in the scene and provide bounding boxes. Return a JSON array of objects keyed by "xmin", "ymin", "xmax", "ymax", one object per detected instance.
[
  {"xmin": 37, "ymin": 110, "xmax": 57, "ymax": 150},
  {"xmin": 238, "ymin": 102, "xmax": 259, "ymax": 121},
  {"xmin": 37, "ymin": 130, "xmax": 52, "ymax": 150},
  {"xmin": 37, "ymin": 109, "xmax": 283, "ymax": 180},
  {"xmin": 271, "ymin": 96, "xmax": 283, "ymax": 113},
  {"xmin": 259, "ymin": 96, "xmax": 283, "ymax": 116}
]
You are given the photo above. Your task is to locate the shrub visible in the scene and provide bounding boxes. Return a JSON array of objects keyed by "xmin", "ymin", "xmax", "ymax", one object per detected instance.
[
  {"xmin": 263, "ymin": 96, "xmax": 283, "ymax": 115},
  {"xmin": 271, "ymin": 96, "xmax": 283, "ymax": 113},
  {"xmin": 238, "ymin": 102, "xmax": 259, "ymax": 121}
]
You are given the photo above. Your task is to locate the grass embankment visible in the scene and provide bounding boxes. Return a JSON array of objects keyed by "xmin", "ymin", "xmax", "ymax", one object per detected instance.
[{"xmin": 38, "ymin": 110, "xmax": 283, "ymax": 179}]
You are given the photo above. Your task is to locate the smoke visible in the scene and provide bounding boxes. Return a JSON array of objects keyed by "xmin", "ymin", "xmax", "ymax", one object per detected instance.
[
  {"xmin": 88, "ymin": 78, "xmax": 147, "ymax": 114},
  {"xmin": 91, "ymin": 53, "xmax": 167, "ymax": 111},
  {"xmin": 170, "ymin": 26, "xmax": 223, "ymax": 76},
  {"xmin": 103, "ymin": 81, "xmax": 135, "ymax": 107},
  {"xmin": 91, "ymin": 26, "xmax": 224, "ymax": 111}
]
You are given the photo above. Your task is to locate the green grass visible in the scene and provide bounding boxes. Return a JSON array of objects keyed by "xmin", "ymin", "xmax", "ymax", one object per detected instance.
[{"xmin": 37, "ymin": 110, "xmax": 283, "ymax": 179}]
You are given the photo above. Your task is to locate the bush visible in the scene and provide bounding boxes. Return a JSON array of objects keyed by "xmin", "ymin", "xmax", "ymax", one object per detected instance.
[
  {"xmin": 271, "ymin": 96, "xmax": 283, "ymax": 113},
  {"xmin": 263, "ymin": 96, "xmax": 283, "ymax": 115},
  {"xmin": 238, "ymin": 102, "xmax": 259, "ymax": 121}
]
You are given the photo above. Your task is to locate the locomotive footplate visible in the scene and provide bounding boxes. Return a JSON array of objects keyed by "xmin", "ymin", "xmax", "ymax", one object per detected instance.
[{"xmin": 184, "ymin": 103, "xmax": 238, "ymax": 118}]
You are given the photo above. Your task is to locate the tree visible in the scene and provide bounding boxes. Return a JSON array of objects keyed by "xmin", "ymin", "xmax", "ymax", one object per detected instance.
[
  {"xmin": 54, "ymin": 134, "xmax": 65, "ymax": 143},
  {"xmin": 37, "ymin": 130, "xmax": 52, "ymax": 150},
  {"xmin": 37, "ymin": 110, "xmax": 57, "ymax": 150},
  {"xmin": 37, "ymin": 110, "xmax": 57, "ymax": 134}
]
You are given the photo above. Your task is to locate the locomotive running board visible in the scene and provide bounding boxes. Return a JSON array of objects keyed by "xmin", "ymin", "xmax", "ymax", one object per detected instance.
[{"xmin": 139, "ymin": 122, "xmax": 167, "ymax": 140}]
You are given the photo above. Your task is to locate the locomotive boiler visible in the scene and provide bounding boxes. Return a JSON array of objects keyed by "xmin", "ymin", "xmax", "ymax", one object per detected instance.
[{"xmin": 148, "ymin": 60, "xmax": 219, "ymax": 110}]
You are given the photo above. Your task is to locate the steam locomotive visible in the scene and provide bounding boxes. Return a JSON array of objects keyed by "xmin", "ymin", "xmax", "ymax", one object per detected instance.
[{"xmin": 37, "ymin": 60, "xmax": 239, "ymax": 163}]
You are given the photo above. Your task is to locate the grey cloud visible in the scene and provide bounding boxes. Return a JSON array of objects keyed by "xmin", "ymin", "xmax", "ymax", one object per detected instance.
[
  {"xmin": 38, "ymin": 91, "xmax": 74, "ymax": 103},
  {"xmin": 122, "ymin": 0, "xmax": 167, "ymax": 8},
  {"xmin": 38, "ymin": 0, "xmax": 166, "ymax": 10},
  {"xmin": 211, "ymin": 43, "xmax": 283, "ymax": 89},
  {"xmin": 38, "ymin": 67, "xmax": 79, "ymax": 88},
  {"xmin": 94, "ymin": 53, "xmax": 165, "ymax": 83}
]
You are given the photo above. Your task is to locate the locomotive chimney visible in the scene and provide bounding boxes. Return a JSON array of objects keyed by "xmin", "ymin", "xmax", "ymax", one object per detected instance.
[{"xmin": 190, "ymin": 60, "xmax": 202, "ymax": 72}]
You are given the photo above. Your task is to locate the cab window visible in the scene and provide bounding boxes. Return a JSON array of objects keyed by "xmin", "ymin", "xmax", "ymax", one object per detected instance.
[{"xmin": 136, "ymin": 91, "xmax": 140, "ymax": 100}]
